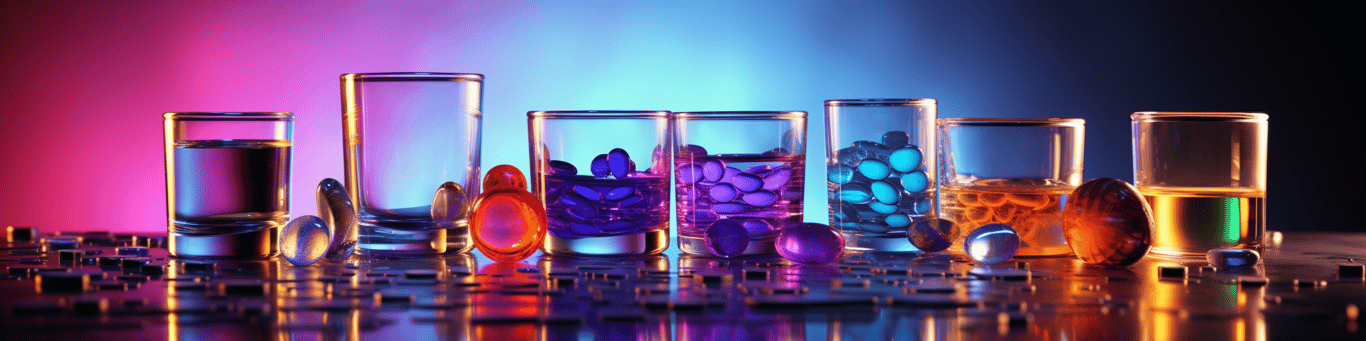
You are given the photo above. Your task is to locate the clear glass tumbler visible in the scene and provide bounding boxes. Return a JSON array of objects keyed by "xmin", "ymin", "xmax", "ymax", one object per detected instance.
[
  {"xmin": 1132, "ymin": 112, "xmax": 1267, "ymax": 258},
  {"xmin": 825, "ymin": 99, "xmax": 937, "ymax": 252},
  {"xmin": 343, "ymin": 72, "xmax": 483, "ymax": 257},
  {"xmin": 528, "ymin": 111, "xmax": 671, "ymax": 256},
  {"xmin": 164, "ymin": 112, "xmax": 293, "ymax": 260},
  {"xmin": 674, "ymin": 111, "xmax": 807, "ymax": 256},
  {"xmin": 937, "ymin": 118, "xmax": 1084, "ymax": 257}
]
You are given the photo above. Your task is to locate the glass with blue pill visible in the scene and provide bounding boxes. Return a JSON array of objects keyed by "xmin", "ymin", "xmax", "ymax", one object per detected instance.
[
  {"xmin": 825, "ymin": 99, "xmax": 937, "ymax": 252},
  {"xmin": 529, "ymin": 111, "xmax": 671, "ymax": 256},
  {"xmin": 674, "ymin": 111, "xmax": 807, "ymax": 257}
]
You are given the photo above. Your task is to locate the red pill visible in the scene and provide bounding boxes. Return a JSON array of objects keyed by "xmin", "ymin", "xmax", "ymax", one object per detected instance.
[{"xmin": 483, "ymin": 164, "xmax": 528, "ymax": 190}]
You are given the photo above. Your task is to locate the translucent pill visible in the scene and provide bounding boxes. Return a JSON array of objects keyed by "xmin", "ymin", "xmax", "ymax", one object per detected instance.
[
  {"xmin": 857, "ymin": 160, "xmax": 891, "ymax": 180},
  {"xmin": 549, "ymin": 160, "xmax": 578, "ymax": 176},
  {"xmin": 706, "ymin": 220, "xmax": 749, "ymax": 258},
  {"xmin": 900, "ymin": 171, "xmax": 930, "ymax": 193},
  {"xmin": 572, "ymin": 185, "xmax": 603, "ymax": 201},
  {"xmin": 909, "ymin": 218, "xmax": 954, "ymax": 252},
  {"xmin": 280, "ymin": 215, "xmax": 329, "ymax": 266},
  {"xmin": 913, "ymin": 198, "xmax": 933, "ymax": 214},
  {"xmin": 607, "ymin": 148, "xmax": 633, "ymax": 179},
  {"xmin": 836, "ymin": 203, "xmax": 859, "ymax": 220},
  {"xmin": 470, "ymin": 188, "xmax": 547, "ymax": 263},
  {"xmin": 964, "ymin": 223, "xmax": 1020, "ymax": 265},
  {"xmin": 712, "ymin": 203, "xmax": 745, "ymax": 214},
  {"xmin": 775, "ymin": 223, "xmax": 844, "ymax": 264},
  {"xmin": 853, "ymin": 141, "xmax": 892, "ymax": 154},
  {"xmin": 616, "ymin": 194, "xmax": 645, "ymax": 207},
  {"xmin": 870, "ymin": 180, "xmax": 899, "ymax": 205},
  {"xmin": 319, "ymin": 178, "xmax": 359, "ymax": 262},
  {"xmin": 732, "ymin": 173, "xmax": 764, "ymax": 192},
  {"xmin": 762, "ymin": 167, "xmax": 793, "ymax": 190},
  {"xmin": 741, "ymin": 220, "xmax": 774, "ymax": 235},
  {"xmin": 868, "ymin": 201, "xmax": 899, "ymax": 214},
  {"xmin": 702, "ymin": 160, "xmax": 726, "ymax": 182},
  {"xmin": 483, "ymin": 164, "xmax": 528, "ymax": 190},
  {"xmin": 1207, "ymin": 248, "xmax": 1260, "ymax": 268},
  {"xmin": 882, "ymin": 131, "xmax": 910, "ymax": 147},
  {"xmin": 888, "ymin": 146, "xmax": 923, "ymax": 173},
  {"xmin": 590, "ymin": 154, "xmax": 610, "ymax": 178},
  {"xmin": 827, "ymin": 164, "xmax": 854, "ymax": 184},
  {"xmin": 741, "ymin": 190, "xmax": 778, "ymax": 207},
  {"xmin": 678, "ymin": 165, "xmax": 703, "ymax": 184},
  {"xmin": 859, "ymin": 223, "xmax": 890, "ymax": 233},
  {"xmin": 708, "ymin": 183, "xmax": 739, "ymax": 202},
  {"xmin": 839, "ymin": 183, "xmax": 873, "ymax": 204},
  {"xmin": 604, "ymin": 186, "xmax": 634, "ymax": 201},
  {"xmin": 884, "ymin": 214, "xmax": 911, "ymax": 228},
  {"xmin": 836, "ymin": 147, "xmax": 869, "ymax": 166},
  {"xmin": 720, "ymin": 167, "xmax": 741, "ymax": 183}
]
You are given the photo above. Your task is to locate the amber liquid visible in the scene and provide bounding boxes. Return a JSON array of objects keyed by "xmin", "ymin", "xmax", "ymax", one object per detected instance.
[
  {"xmin": 1142, "ymin": 187, "xmax": 1264, "ymax": 258},
  {"xmin": 941, "ymin": 180, "xmax": 1073, "ymax": 257}
]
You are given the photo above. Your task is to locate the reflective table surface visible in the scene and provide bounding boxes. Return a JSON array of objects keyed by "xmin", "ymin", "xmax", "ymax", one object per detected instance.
[{"xmin": 2, "ymin": 231, "xmax": 1363, "ymax": 340}]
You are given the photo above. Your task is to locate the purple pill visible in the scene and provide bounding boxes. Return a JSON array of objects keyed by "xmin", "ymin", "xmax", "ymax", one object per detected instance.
[
  {"xmin": 600, "ymin": 219, "xmax": 638, "ymax": 233},
  {"xmin": 731, "ymin": 173, "xmax": 764, "ymax": 192},
  {"xmin": 572, "ymin": 185, "xmax": 603, "ymax": 201},
  {"xmin": 558, "ymin": 192, "xmax": 587, "ymax": 207},
  {"xmin": 741, "ymin": 190, "xmax": 778, "ymax": 207},
  {"xmin": 741, "ymin": 219, "xmax": 775, "ymax": 235},
  {"xmin": 604, "ymin": 186, "xmax": 634, "ymax": 201},
  {"xmin": 702, "ymin": 160, "xmax": 726, "ymax": 182},
  {"xmin": 705, "ymin": 220, "xmax": 749, "ymax": 258},
  {"xmin": 549, "ymin": 160, "xmax": 577, "ymax": 176},
  {"xmin": 775, "ymin": 223, "xmax": 845, "ymax": 264},
  {"xmin": 677, "ymin": 165, "xmax": 703, "ymax": 184},
  {"xmin": 569, "ymin": 223, "xmax": 600, "ymax": 236},
  {"xmin": 566, "ymin": 204, "xmax": 598, "ymax": 221},
  {"xmin": 748, "ymin": 165, "xmax": 774, "ymax": 174},
  {"xmin": 720, "ymin": 167, "xmax": 741, "ymax": 183},
  {"xmin": 590, "ymin": 154, "xmax": 610, "ymax": 178},
  {"xmin": 616, "ymin": 194, "xmax": 645, "ymax": 207},
  {"xmin": 708, "ymin": 183, "xmax": 738, "ymax": 202},
  {"xmin": 762, "ymin": 167, "xmax": 793, "ymax": 190},
  {"xmin": 712, "ymin": 202, "xmax": 745, "ymax": 214},
  {"xmin": 607, "ymin": 148, "xmax": 632, "ymax": 178}
]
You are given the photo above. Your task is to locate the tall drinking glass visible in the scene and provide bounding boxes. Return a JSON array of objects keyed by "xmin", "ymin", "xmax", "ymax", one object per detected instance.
[
  {"xmin": 825, "ymin": 99, "xmax": 937, "ymax": 252},
  {"xmin": 675, "ymin": 111, "xmax": 807, "ymax": 256},
  {"xmin": 164, "ymin": 112, "xmax": 293, "ymax": 260},
  {"xmin": 1132, "ymin": 112, "xmax": 1267, "ymax": 257},
  {"xmin": 938, "ymin": 118, "xmax": 1083, "ymax": 257},
  {"xmin": 343, "ymin": 72, "xmax": 483, "ymax": 257},
  {"xmin": 528, "ymin": 111, "xmax": 672, "ymax": 256}
]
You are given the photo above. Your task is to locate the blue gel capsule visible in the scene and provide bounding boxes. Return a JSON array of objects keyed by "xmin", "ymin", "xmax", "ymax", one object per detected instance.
[
  {"xmin": 870, "ymin": 180, "xmax": 899, "ymax": 205},
  {"xmin": 616, "ymin": 194, "xmax": 645, "ymax": 207},
  {"xmin": 604, "ymin": 186, "xmax": 634, "ymax": 201},
  {"xmin": 741, "ymin": 190, "xmax": 778, "ymax": 207},
  {"xmin": 1207, "ymin": 248, "xmax": 1260, "ymax": 268},
  {"xmin": 827, "ymin": 164, "xmax": 854, "ymax": 184},
  {"xmin": 858, "ymin": 160, "xmax": 891, "ymax": 180},
  {"xmin": 882, "ymin": 131, "xmax": 910, "ymax": 147},
  {"xmin": 732, "ymin": 173, "xmax": 764, "ymax": 192},
  {"xmin": 762, "ymin": 167, "xmax": 793, "ymax": 190},
  {"xmin": 853, "ymin": 141, "xmax": 892, "ymax": 155},
  {"xmin": 900, "ymin": 171, "xmax": 930, "ymax": 193},
  {"xmin": 708, "ymin": 183, "xmax": 738, "ymax": 202},
  {"xmin": 888, "ymin": 146, "xmax": 923, "ymax": 173},
  {"xmin": 690, "ymin": 209, "xmax": 720, "ymax": 222},
  {"xmin": 706, "ymin": 220, "xmax": 749, "ymax": 258},
  {"xmin": 836, "ymin": 147, "xmax": 868, "ymax": 166},
  {"xmin": 572, "ymin": 185, "xmax": 603, "ymax": 201},
  {"xmin": 859, "ymin": 222, "xmax": 890, "ymax": 233},
  {"xmin": 884, "ymin": 214, "xmax": 911, "ymax": 228},
  {"xmin": 702, "ymin": 160, "xmax": 726, "ymax": 182},
  {"xmin": 964, "ymin": 223, "xmax": 1020, "ymax": 264},
  {"xmin": 678, "ymin": 165, "xmax": 703, "ymax": 184},
  {"xmin": 839, "ymin": 183, "xmax": 873, "ymax": 204},
  {"xmin": 569, "ymin": 223, "xmax": 600, "ymax": 236},
  {"xmin": 913, "ymin": 198, "xmax": 933, "ymax": 214},
  {"xmin": 548, "ymin": 160, "xmax": 578, "ymax": 176},
  {"xmin": 868, "ymin": 201, "xmax": 899, "ymax": 214},
  {"xmin": 909, "ymin": 218, "xmax": 954, "ymax": 252},
  {"xmin": 590, "ymin": 154, "xmax": 610, "ymax": 178},
  {"xmin": 607, "ymin": 148, "xmax": 632, "ymax": 178},
  {"xmin": 741, "ymin": 219, "xmax": 774, "ymax": 235},
  {"xmin": 835, "ymin": 203, "xmax": 859, "ymax": 221},
  {"xmin": 566, "ymin": 204, "xmax": 599, "ymax": 221},
  {"xmin": 712, "ymin": 203, "xmax": 745, "ymax": 214},
  {"xmin": 600, "ymin": 219, "xmax": 639, "ymax": 233},
  {"xmin": 836, "ymin": 221, "xmax": 860, "ymax": 231}
]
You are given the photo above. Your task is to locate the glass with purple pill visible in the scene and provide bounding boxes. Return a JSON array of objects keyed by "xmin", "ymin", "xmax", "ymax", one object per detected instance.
[
  {"xmin": 674, "ymin": 111, "xmax": 807, "ymax": 257},
  {"xmin": 825, "ymin": 99, "xmax": 937, "ymax": 252},
  {"xmin": 528, "ymin": 111, "xmax": 671, "ymax": 255}
]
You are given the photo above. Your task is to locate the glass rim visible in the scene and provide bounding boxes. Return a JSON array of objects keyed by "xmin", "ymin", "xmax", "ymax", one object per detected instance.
[
  {"xmin": 527, "ymin": 110, "xmax": 670, "ymax": 119},
  {"xmin": 937, "ymin": 118, "xmax": 1083, "ymax": 127},
  {"xmin": 341, "ymin": 72, "xmax": 484, "ymax": 82},
  {"xmin": 163, "ymin": 112, "xmax": 294, "ymax": 121},
  {"xmin": 1131, "ymin": 112, "xmax": 1267, "ymax": 122},
  {"xmin": 674, "ymin": 111, "xmax": 806, "ymax": 119},
  {"xmin": 824, "ymin": 98, "xmax": 936, "ymax": 106}
]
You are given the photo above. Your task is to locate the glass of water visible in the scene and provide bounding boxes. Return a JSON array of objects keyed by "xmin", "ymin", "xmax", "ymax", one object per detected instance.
[
  {"xmin": 343, "ymin": 72, "xmax": 483, "ymax": 257},
  {"xmin": 164, "ymin": 112, "xmax": 293, "ymax": 260}
]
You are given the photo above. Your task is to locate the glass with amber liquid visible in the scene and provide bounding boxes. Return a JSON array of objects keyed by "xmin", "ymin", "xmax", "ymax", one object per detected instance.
[
  {"xmin": 938, "ymin": 118, "xmax": 1084, "ymax": 257},
  {"xmin": 1133, "ymin": 112, "xmax": 1267, "ymax": 258}
]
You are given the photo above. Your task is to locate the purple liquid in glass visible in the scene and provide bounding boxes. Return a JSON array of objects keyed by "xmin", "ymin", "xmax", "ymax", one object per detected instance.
[{"xmin": 676, "ymin": 154, "xmax": 804, "ymax": 242}]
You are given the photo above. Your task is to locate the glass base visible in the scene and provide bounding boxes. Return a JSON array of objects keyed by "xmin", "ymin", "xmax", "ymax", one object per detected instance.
[
  {"xmin": 1150, "ymin": 245, "xmax": 1262, "ymax": 260},
  {"xmin": 678, "ymin": 235, "xmax": 777, "ymax": 257},
  {"xmin": 358, "ymin": 224, "xmax": 447, "ymax": 258},
  {"xmin": 842, "ymin": 232, "xmax": 921, "ymax": 252},
  {"xmin": 445, "ymin": 224, "xmax": 472, "ymax": 254},
  {"xmin": 170, "ymin": 226, "xmax": 276, "ymax": 260},
  {"xmin": 543, "ymin": 230, "xmax": 668, "ymax": 256}
]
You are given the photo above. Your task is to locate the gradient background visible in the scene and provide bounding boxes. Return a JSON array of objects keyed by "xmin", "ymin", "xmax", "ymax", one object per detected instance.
[{"xmin": 0, "ymin": 1, "xmax": 1354, "ymax": 237}]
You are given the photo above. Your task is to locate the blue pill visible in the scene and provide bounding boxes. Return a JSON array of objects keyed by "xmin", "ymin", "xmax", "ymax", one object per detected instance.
[
  {"xmin": 702, "ymin": 160, "xmax": 726, "ymax": 182},
  {"xmin": 712, "ymin": 203, "xmax": 745, "ymax": 214},
  {"xmin": 549, "ymin": 160, "xmax": 578, "ymax": 176},
  {"xmin": 558, "ymin": 192, "xmax": 587, "ymax": 207},
  {"xmin": 882, "ymin": 131, "xmax": 910, "ymax": 147},
  {"xmin": 616, "ymin": 194, "xmax": 645, "ymax": 207},
  {"xmin": 839, "ymin": 183, "xmax": 873, "ymax": 204},
  {"xmin": 572, "ymin": 185, "xmax": 603, "ymax": 201},
  {"xmin": 1207, "ymin": 248, "xmax": 1260, "ymax": 268},
  {"xmin": 741, "ymin": 190, "xmax": 778, "ymax": 207},
  {"xmin": 678, "ymin": 165, "xmax": 703, "ymax": 184},
  {"xmin": 741, "ymin": 219, "xmax": 775, "ymax": 235},
  {"xmin": 606, "ymin": 148, "xmax": 632, "ymax": 178},
  {"xmin": 859, "ymin": 223, "xmax": 890, "ymax": 233},
  {"xmin": 900, "ymin": 171, "xmax": 930, "ymax": 193},
  {"xmin": 604, "ymin": 186, "xmax": 634, "ymax": 201},
  {"xmin": 835, "ymin": 203, "xmax": 859, "ymax": 221},
  {"xmin": 909, "ymin": 218, "xmax": 954, "ymax": 252},
  {"xmin": 708, "ymin": 183, "xmax": 738, "ymax": 202},
  {"xmin": 827, "ymin": 164, "xmax": 853, "ymax": 184},
  {"xmin": 567, "ymin": 204, "xmax": 598, "ymax": 221},
  {"xmin": 870, "ymin": 180, "xmax": 899, "ymax": 205},
  {"xmin": 884, "ymin": 214, "xmax": 911, "ymax": 228},
  {"xmin": 590, "ymin": 154, "xmax": 610, "ymax": 178},
  {"xmin": 964, "ymin": 223, "xmax": 1020, "ymax": 265},
  {"xmin": 705, "ymin": 220, "xmax": 749, "ymax": 258},
  {"xmin": 868, "ymin": 201, "xmax": 899, "ymax": 214},
  {"xmin": 569, "ymin": 223, "xmax": 600, "ymax": 236},
  {"xmin": 732, "ymin": 173, "xmax": 764, "ymax": 192},
  {"xmin": 836, "ymin": 147, "xmax": 868, "ymax": 166},
  {"xmin": 913, "ymin": 198, "xmax": 933, "ymax": 214},
  {"xmin": 858, "ymin": 160, "xmax": 891, "ymax": 180},
  {"xmin": 888, "ymin": 146, "xmax": 923, "ymax": 173},
  {"xmin": 762, "ymin": 167, "xmax": 793, "ymax": 190},
  {"xmin": 600, "ymin": 219, "xmax": 638, "ymax": 233}
]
